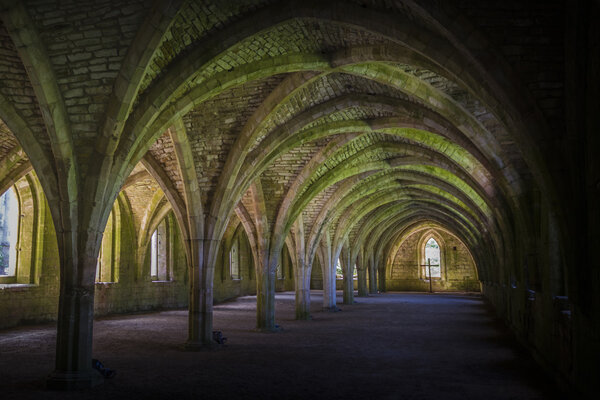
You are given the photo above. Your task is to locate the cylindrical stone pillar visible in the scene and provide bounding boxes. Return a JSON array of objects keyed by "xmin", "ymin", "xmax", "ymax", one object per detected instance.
[
  {"xmin": 357, "ymin": 268, "xmax": 368, "ymax": 297},
  {"xmin": 47, "ymin": 229, "xmax": 101, "ymax": 389},
  {"xmin": 369, "ymin": 264, "xmax": 377, "ymax": 294},
  {"xmin": 256, "ymin": 263, "xmax": 277, "ymax": 331},
  {"xmin": 342, "ymin": 258, "xmax": 354, "ymax": 304},
  {"xmin": 378, "ymin": 267, "xmax": 386, "ymax": 292}
]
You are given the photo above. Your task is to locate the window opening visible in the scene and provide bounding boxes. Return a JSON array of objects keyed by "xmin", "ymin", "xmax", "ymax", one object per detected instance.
[
  {"xmin": 0, "ymin": 187, "xmax": 19, "ymax": 277},
  {"xmin": 230, "ymin": 237, "xmax": 240, "ymax": 279},
  {"xmin": 95, "ymin": 246, "xmax": 102, "ymax": 282},
  {"xmin": 150, "ymin": 229, "xmax": 158, "ymax": 279},
  {"xmin": 423, "ymin": 237, "xmax": 441, "ymax": 278},
  {"xmin": 151, "ymin": 219, "xmax": 171, "ymax": 281}
]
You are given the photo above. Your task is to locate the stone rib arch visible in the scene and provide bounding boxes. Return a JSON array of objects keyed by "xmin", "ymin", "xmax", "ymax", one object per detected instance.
[
  {"xmin": 2, "ymin": 4, "xmax": 76, "ymax": 194},
  {"xmin": 0, "ymin": 153, "xmax": 32, "ymax": 197},
  {"xmin": 234, "ymin": 202, "xmax": 260, "ymax": 270},
  {"xmin": 0, "ymin": 2, "xmax": 585, "ymax": 392},
  {"xmin": 116, "ymin": 4, "xmax": 548, "ymax": 250},
  {"xmin": 0, "ymin": 100, "xmax": 58, "ymax": 219},
  {"xmin": 140, "ymin": 154, "xmax": 189, "ymax": 249},
  {"xmin": 99, "ymin": 0, "xmax": 184, "ymax": 157}
]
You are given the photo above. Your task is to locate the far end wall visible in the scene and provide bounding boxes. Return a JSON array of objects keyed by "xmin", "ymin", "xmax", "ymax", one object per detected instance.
[{"xmin": 387, "ymin": 228, "xmax": 479, "ymax": 292}]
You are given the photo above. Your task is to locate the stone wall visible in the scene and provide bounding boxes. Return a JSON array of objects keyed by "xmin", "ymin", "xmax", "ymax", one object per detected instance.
[
  {"xmin": 386, "ymin": 229, "xmax": 479, "ymax": 292},
  {"xmin": 214, "ymin": 230, "xmax": 257, "ymax": 302},
  {"xmin": 0, "ymin": 199, "xmax": 260, "ymax": 330}
]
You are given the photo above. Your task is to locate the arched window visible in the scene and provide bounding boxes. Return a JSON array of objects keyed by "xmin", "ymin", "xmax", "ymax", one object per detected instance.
[
  {"xmin": 0, "ymin": 174, "xmax": 45, "ymax": 285},
  {"xmin": 0, "ymin": 187, "xmax": 19, "ymax": 277},
  {"xmin": 150, "ymin": 229, "xmax": 158, "ymax": 279},
  {"xmin": 150, "ymin": 218, "xmax": 171, "ymax": 282},
  {"xmin": 230, "ymin": 236, "xmax": 240, "ymax": 280},
  {"xmin": 423, "ymin": 237, "xmax": 441, "ymax": 278}
]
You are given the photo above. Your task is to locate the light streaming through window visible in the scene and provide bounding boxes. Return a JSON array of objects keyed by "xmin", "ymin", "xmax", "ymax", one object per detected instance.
[
  {"xmin": 150, "ymin": 229, "xmax": 158, "ymax": 278},
  {"xmin": 424, "ymin": 238, "xmax": 441, "ymax": 278},
  {"xmin": 0, "ymin": 188, "xmax": 19, "ymax": 277},
  {"xmin": 230, "ymin": 238, "xmax": 239, "ymax": 279}
]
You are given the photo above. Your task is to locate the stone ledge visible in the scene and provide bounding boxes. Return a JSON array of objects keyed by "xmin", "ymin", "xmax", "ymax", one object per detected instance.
[{"xmin": 0, "ymin": 283, "xmax": 37, "ymax": 291}]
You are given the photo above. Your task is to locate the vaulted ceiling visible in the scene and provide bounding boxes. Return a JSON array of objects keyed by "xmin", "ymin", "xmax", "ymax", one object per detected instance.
[{"xmin": 0, "ymin": 0, "xmax": 565, "ymax": 286}]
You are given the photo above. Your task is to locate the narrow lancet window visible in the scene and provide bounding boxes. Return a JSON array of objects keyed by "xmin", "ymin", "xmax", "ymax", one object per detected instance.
[
  {"xmin": 230, "ymin": 238, "xmax": 240, "ymax": 279},
  {"xmin": 150, "ymin": 229, "xmax": 158, "ymax": 279},
  {"xmin": 424, "ymin": 238, "xmax": 441, "ymax": 278},
  {"xmin": 0, "ymin": 188, "xmax": 19, "ymax": 277}
]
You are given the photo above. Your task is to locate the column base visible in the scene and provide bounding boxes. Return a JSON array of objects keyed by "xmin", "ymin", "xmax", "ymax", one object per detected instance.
[
  {"xmin": 47, "ymin": 370, "xmax": 103, "ymax": 390},
  {"xmin": 295, "ymin": 314, "xmax": 312, "ymax": 321},
  {"xmin": 323, "ymin": 306, "xmax": 342, "ymax": 312}
]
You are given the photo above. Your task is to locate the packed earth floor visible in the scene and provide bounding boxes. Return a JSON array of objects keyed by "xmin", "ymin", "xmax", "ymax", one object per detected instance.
[{"xmin": 0, "ymin": 291, "xmax": 565, "ymax": 400}]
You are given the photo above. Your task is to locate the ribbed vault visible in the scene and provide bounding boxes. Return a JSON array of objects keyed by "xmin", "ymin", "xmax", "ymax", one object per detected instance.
[{"xmin": 0, "ymin": 0, "xmax": 584, "ymax": 392}]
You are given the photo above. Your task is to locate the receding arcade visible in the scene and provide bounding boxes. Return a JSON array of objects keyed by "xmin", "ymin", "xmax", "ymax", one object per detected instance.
[{"xmin": 0, "ymin": 1, "xmax": 595, "ymax": 397}]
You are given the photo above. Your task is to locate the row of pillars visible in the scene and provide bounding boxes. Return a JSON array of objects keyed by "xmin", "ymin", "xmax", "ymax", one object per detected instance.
[
  {"xmin": 342, "ymin": 257, "xmax": 384, "ymax": 305},
  {"xmin": 46, "ymin": 233, "xmax": 386, "ymax": 389}
]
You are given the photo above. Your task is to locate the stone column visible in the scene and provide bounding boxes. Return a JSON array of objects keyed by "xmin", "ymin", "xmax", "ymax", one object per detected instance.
[
  {"xmin": 256, "ymin": 255, "xmax": 277, "ymax": 331},
  {"xmin": 185, "ymin": 238, "xmax": 216, "ymax": 349},
  {"xmin": 294, "ymin": 264, "xmax": 311, "ymax": 320},
  {"xmin": 368, "ymin": 258, "xmax": 378, "ymax": 294},
  {"xmin": 318, "ymin": 243, "xmax": 337, "ymax": 311},
  {"xmin": 378, "ymin": 267, "xmax": 386, "ymax": 292},
  {"xmin": 357, "ymin": 267, "xmax": 368, "ymax": 297},
  {"xmin": 321, "ymin": 254, "xmax": 338, "ymax": 311},
  {"xmin": 356, "ymin": 253, "xmax": 368, "ymax": 297},
  {"xmin": 47, "ymin": 229, "xmax": 102, "ymax": 389},
  {"xmin": 342, "ymin": 251, "xmax": 354, "ymax": 305}
]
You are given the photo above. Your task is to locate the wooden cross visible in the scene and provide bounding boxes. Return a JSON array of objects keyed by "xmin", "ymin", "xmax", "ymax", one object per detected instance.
[{"xmin": 419, "ymin": 258, "xmax": 440, "ymax": 293}]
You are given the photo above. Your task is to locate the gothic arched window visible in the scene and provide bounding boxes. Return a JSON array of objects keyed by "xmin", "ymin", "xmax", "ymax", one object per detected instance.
[
  {"xmin": 150, "ymin": 218, "xmax": 172, "ymax": 282},
  {"xmin": 0, "ymin": 187, "xmax": 19, "ymax": 278},
  {"xmin": 230, "ymin": 236, "xmax": 240, "ymax": 280},
  {"xmin": 423, "ymin": 237, "xmax": 441, "ymax": 278},
  {"xmin": 0, "ymin": 174, "xmax": 45, "ymax": 286}
]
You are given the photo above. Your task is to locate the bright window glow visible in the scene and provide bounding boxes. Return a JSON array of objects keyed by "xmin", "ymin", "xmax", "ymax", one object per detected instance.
[
  {"xmin": 230, "ymin": 238, "xmax": 239, "ymax": 279},
  {"xmin": 96, "ymin": 247, "xmax": 102, "ymax": 282},
  {"xmin": 424, "ymin": 238, "xmax": 441, "ymax": 278},
  {"xmin": 150, "ymin": 229, "xmax": 158, "ymax": 278},
  {"xmin": 0, "ymin": 187, "xmax": 19, "ymax": 277}
]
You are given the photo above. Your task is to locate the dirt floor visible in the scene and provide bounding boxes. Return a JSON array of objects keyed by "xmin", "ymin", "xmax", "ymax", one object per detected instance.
[{"xmin": 0, "ymin": 291, "xmax": 566, "ymax": 399}]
